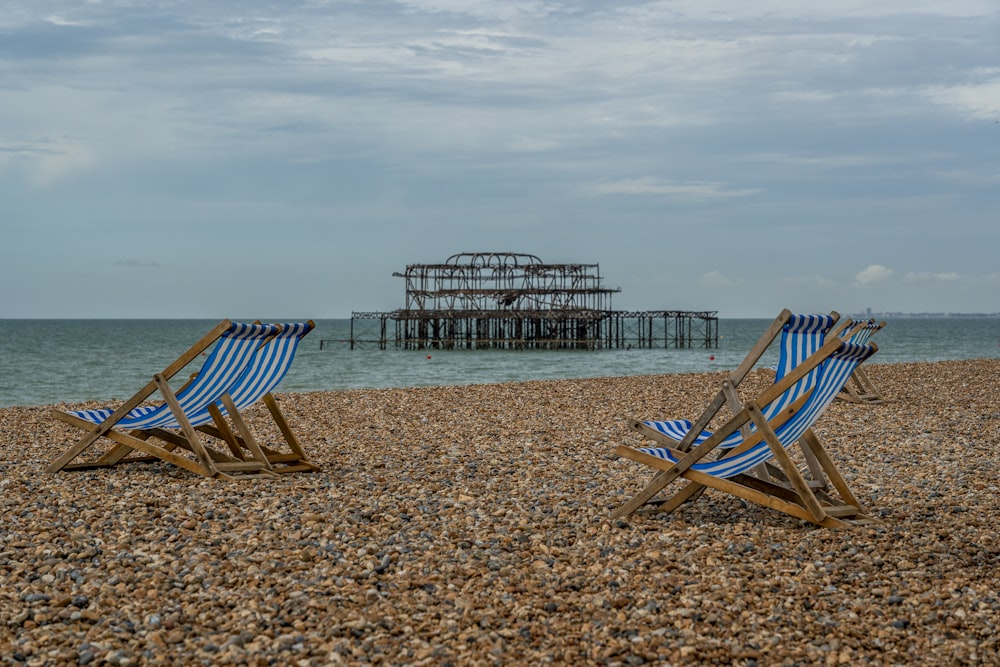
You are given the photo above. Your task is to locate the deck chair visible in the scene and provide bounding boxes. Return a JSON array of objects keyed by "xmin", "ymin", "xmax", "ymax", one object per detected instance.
[
  {"xmin": 612, "ymin": 337, "xmax": 878, "ymax": 528},
  {"xmin": 641, "ymin": 311, "xmax": 842, "ymax": 454},
  {"xmin": 192, "ymin": 321, "xmax": 319, "ymax": 473},
  {"xmin": 836, "ymin": 319, "xmax": 885, "ymax": 404},
  {"xmin": 638, "ymin": 311, "xmax": 845, "ymax": 491},
  {"xmin": 82, "ymin": 321, "xmax": 321, "ymax": 474},
  {"xmin": 634, "ymin": 312, "xmax": 856, "ymax": 491},
  {"xmin": 47, "ymin": 320, "xmax": 286, "ymax": 480}
]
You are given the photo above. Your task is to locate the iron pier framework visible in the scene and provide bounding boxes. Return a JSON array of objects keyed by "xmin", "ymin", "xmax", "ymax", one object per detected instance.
[{"xmin": 343, "ymin": 253, "xmax": 718, "ymax": 350}]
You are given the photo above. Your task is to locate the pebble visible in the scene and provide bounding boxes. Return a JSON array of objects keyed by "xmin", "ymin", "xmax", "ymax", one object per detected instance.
[{"xmin": 0, "ymin": 359, "xmax": 998, "ymax": 665}]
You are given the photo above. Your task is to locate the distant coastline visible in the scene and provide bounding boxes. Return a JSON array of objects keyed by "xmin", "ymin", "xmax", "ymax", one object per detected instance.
[{"xmin": 849, "ymin": 311, "xmax": 999, "ymax": 319}]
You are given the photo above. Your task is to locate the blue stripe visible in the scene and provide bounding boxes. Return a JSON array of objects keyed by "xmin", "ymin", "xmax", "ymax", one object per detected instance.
[{"xmin": 845, "ymin": 319, "xmax": 881, "ymax": 346}]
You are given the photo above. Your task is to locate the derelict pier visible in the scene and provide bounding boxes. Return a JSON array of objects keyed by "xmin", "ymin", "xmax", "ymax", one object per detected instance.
[{"xmin": 342, "ymin": 252, "xmax": 718, "ymax": 351}]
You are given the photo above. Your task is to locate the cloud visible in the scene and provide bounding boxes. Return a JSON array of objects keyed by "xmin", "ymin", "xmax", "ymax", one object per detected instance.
[
  {"xmin": 903, "ymin": 271, "xmax": 960, "ymax": 283},
  {"xmin": 923, "ymin": 76, "xmax": 1000, "ymax": 121},
  {"xmin": 0, "ymin": 1, "xmax": 997, "ymax": 318},
  {"xmin": 0, "ymin": 137, "xmax": 95, "ymax": 186},
  {"xmin": 701, "ymin": 270, "xmax": 742, "ymax": 288},
  {"xmin": 854, "ymin": 264, "xmax": 894, "ymax": 286},
  {"xmin": 592, "ymin": 179, "xmax": 761, "ymax": 199}
]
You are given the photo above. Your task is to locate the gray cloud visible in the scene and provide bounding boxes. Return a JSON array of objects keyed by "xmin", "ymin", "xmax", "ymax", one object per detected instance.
[{"xmin": 1, "ymin": 1, "xmax": 998, "ymax": 317}]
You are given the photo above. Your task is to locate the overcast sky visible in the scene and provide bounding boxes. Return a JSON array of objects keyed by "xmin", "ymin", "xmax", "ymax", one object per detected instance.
[{"xmin": 2, "ymin": 1, "xmax": 998, "ymax": 319}]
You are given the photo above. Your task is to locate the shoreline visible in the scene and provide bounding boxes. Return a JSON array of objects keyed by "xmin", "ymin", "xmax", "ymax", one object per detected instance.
[
  {"xmin": 3, "ymin": 357, "xmax": 998, "ymax": 411},
  {"xmin": 2, "ymin": 358, "xmax": 999, "ymax": 664}
]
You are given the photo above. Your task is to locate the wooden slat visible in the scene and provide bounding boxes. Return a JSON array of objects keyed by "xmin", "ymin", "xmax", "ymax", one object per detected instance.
[
  {"xmin": 215, "ymin": 461, "xmax": 270, "ymax": 472},
  {"xmin": 219, "ymin": 394, "xmax": 273, "ymax": 471},
  {"xmin": 155, "ymin": 320, "xmax": 234, "ymax": 383},
  {"xmin": 679, "ymin": 467, "xmax": 852, "ymax": 529},
  {"xmin": 798, "ymin": 430, "xmax": 862, "ymax": 510},
  {"xmin": 263, "ymin": 394, "xmax": 310, "ymax": 461},
  {"xmin": 207, "ymin": 402, "xmax": 247, "ymax": 460},
  {"xmin": 725, "ymin": 308, "xmax": 795, "ymax": 385},
  {"xmin": 154, "ymin": 373, "xmax": 218, "ymax": 476},
  {"xmin": 53, "ymin": 412, "xmax": 213, "ymax": 477},
  {"xmin": 823, "ymin": 505, "xmax": 862, "ymax": 518},
  {"xmin": 747, "ymin": 403, "xmax": 826, "ymax": 522}
]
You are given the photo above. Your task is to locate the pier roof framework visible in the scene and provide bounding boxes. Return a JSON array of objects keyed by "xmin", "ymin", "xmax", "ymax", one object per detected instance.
[{"xmin": 391, "ymin": 252, "xmax": 621, "ymax": 314}]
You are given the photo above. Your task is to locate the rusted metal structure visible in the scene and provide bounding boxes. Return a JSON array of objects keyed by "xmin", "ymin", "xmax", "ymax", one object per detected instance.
[{"xmin": 345, "ymin": 252, "xmax": 718, "ymax": 350}]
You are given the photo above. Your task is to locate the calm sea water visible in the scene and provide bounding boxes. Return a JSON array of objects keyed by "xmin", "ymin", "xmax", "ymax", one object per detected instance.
[{"xmin": 0, "ymin": 318, "xmax": 997, "ymax": 408}]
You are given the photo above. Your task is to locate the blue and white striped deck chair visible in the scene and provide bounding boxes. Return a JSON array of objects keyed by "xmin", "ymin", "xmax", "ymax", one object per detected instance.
[
  {"xmin": 633, "ymin": 312, "xmax": 842, "ymax": 451},
  {"xmin": 47, "ymin": 320, "xmax": 284, "ymax": 480},
  {"xmin": 612, "ymin": 337, "xmax": 878, "ymax": 528},
  {"xmin": 91, "ymin": 321, "xmax": 319, "ymax": 474},
  {"xmin": 191, "ymin": 321, "xmax": 319, "ymax": 473},
  {"xmin": 836, "ymin": 319, "xmax": 885, "ymax": 404}
]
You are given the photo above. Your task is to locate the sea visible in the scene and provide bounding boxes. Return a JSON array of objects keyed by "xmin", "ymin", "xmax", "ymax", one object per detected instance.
[{"xmin": 0, "ymin": 318, "xmax": 997, "ymax": 409}]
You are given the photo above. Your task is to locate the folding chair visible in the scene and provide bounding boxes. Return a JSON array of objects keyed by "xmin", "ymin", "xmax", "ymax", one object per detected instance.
[
  {"xmin": 86, "ymin": 321, "xmax": 321, "ymax": 474},
  {"xmin": 192, "ymin": 321, "xmax": 319, "ymax": 473},
  {"xmin": 836, "ymin": 319, "xmax": 886, "ymax": 404},
  {"xmin": 47, "ymin": 320, "xmax": 286, "ymax": 480},
  {"xmin": 637, "ymin": 311, "xmax": 842, "ymax": 454},
  {"xmin": 612, "ymin": 336, "xmax": 878, "ymax": 528}
]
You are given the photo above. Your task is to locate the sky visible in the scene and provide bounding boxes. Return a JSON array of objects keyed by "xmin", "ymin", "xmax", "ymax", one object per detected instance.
[{"xmin": 2, "ymin": 1, "xmax": 998, "ymax": 319}]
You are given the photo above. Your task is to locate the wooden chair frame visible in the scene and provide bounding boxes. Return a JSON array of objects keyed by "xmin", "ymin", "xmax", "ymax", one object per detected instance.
[
  {"xmin": 613, "ymin": 335, "xmax": 877, "ymax": 528},
  {"xmin": 47, "ymin": 320, "xmax": 284, "ymax": 480},
  {"xmin": 631, "ymin": 310, "xmax": 843, "ymax": 487},
  {"xmin": 196, "ymin": 391, "xmax": 319, "ymax": 474}
]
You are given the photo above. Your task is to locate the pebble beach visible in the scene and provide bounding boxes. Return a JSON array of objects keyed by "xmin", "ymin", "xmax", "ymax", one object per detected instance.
[{"xmin": 2, "ymin": 358, "xmax": 999, "ymax": 666}]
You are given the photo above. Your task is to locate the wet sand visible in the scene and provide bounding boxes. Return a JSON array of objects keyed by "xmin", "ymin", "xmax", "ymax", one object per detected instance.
[{"xmin": 2, "ymin": 359, "xmax": 999, "ymax": 665}]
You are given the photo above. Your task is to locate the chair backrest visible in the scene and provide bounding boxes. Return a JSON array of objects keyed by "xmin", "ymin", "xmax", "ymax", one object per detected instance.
[
  {"xmin": 843, "ymin": 319, "xmax": 883, "ymax": 346},
  {"xmin": 109, "ymin": 322, "xmax": 281, "ymax": 429},
  {"xmin": 644, "ymin": 313, "xmax": 848, "ymax": 449},
  {"xmin": 774, "ymin": 314, "xmax": 839, "ymax": 380},
  {"xmin": 198, "ymin": 321, "xmax": 314, "ymax": 419},
  {"xmin": 762, "ymin": 313, "xmax": 841, "ymax": 420},
  {"xmin": 699, "ymin": 340, "xmax": 877, "ymax": 478},
  {"xmin": 229, "ymin": 321, "xmax": 313, "ymax": 408}
]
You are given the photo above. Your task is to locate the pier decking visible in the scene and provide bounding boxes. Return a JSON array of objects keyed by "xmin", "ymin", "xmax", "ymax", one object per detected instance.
[{"xmin": 343, "ymin": 309, "xmax": 719, "ymax": 350}]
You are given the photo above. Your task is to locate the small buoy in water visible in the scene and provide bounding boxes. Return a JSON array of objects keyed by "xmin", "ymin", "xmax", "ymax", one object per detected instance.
[
  {"xmin": 427, "ymin": 355, "xmax": 432, "ymax": 359},
  {"xmin": 709, "ymin": 355, "xmax": 715, "ymax": 361}
]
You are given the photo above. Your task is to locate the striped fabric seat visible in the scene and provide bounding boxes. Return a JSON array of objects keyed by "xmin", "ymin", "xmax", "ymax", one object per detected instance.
[
  {"xmin": 632, "ymin": 341, "xmax": 876, "ymax": 478},
  {"xmin": 641, "ymin": 313, "xmax": 840, "ymax": 448},
  {"xmin": 190, "ymin": 321, "xmax": 313, "ymax": 421},
  {"xmin": 773, "ymin": 314, "xmax": 839, "ymax": 380},
  {"xmin": 68, "ymin": 322, "xmax": 282, "ymax": 430}
]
